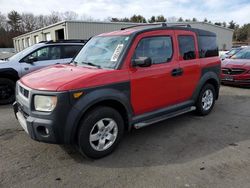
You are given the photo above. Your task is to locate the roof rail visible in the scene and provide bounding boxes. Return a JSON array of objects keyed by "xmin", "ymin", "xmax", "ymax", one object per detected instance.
[
  {"xmin": 45, "ymin": 39, "xmax": 88, "ymax": 44},
  {"xmin": 121, "ymin": 23, "xmax": 167, "ymax": 30},
  {"xmin": 121, "ymin": 22, "xmax": 191, "ymax": 30},
  {"xmin": 169, "ymin": 24, "xmax": 191, "ymax": 28}
]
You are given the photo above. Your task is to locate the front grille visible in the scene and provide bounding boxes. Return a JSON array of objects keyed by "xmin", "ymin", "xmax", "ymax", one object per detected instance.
[
  {"xmin": 19, "ymin": 85, "xmax": 29, "ymax": 99},
  {"xmin": 222, "ymin": 68, "xmax": 246, "ymax": 75}
]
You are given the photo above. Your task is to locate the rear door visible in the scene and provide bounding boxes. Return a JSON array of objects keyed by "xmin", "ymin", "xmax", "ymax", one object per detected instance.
[
  {"xmin": 129, "ymin": 30, "xmax": 181, "ymax": 115},
  {"xmin": 175, "ymin": 31, "xmax": 201, "ymax": 101},
  {"xmin": 60, "ymin": 45, "xmax": 83, "ymax": 64}
]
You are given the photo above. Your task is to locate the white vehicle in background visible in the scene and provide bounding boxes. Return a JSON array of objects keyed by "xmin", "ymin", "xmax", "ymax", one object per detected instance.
[{"xmin": 0, "ymin": 40, "xmax": 86, "ymax": 104}]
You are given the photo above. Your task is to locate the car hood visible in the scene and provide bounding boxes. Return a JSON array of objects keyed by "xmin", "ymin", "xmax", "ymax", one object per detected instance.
[
  {"xmin": 20, "ymin": 64, "xmax": 113, "ymax": 91},
  {"xmin": 222, "ymin": 59, "xmax": 250, "ymax": 69}
]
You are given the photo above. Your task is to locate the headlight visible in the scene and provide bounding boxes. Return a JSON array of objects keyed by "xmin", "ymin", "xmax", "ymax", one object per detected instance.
[{"xmin": 34, "ymin": 95, "xmax": 57, "ymax": 112}]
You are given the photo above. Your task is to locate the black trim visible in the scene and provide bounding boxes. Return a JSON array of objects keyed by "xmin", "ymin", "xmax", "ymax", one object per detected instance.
[
  {"xmin": 65, "ymin": 81, "xmax": 132, "ymax": 144},
  {"xmin": 192, "ymin": 65, "xmax": 221, "ymax": 101},
  {"xmin": 132, "ymin": 100, "xmax": 194, "ymax": 124},
  {"xmin": 0, "ymin": 68, "xmax": 19, "ymax": 81}
]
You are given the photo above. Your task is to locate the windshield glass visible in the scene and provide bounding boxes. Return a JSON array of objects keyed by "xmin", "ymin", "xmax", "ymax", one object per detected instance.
[
  {"xmin": 73, "ymin": 36, "xmax": 130, "ymax": 69},
  {"xmin": 9, "ymin": 43, "xmax": 43, "ymax": 61},
  {"xmin": 231, "ymin": 48, "xmax": 250, "ymax": 59},
  {"xmin": 227, "ymin": 48, "xmax": 240, "ymax": 55}
]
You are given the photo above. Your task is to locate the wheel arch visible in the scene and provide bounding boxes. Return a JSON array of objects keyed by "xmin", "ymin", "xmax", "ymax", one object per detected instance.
[
  {"xmin": 192, "ymin": 71, "xmax": 220, "ymax": 102},
  {"xmin": 0, "ymin": 68, "xmax": 19, "ymax": 82},
  {"xmin": 64, "ymin": 87, "xmax": 133, "ymax": 144}
]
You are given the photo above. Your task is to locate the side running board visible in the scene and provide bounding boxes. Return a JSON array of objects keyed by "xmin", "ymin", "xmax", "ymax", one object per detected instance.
[{"xmin": 134, "ymin": 106, "xmax": 196, "ymax": 129}]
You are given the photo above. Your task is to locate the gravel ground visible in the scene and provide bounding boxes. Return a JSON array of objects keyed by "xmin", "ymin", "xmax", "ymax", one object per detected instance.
[{"xmin": 0, "ymin": 85, "xmax": 250, "ymax": 188}]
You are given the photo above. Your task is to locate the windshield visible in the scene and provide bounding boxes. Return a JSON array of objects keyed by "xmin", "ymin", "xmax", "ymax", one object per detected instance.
[
  {"xmin": 73, "ymin": 36, "xmax": 130, "ymax": 69},
  {"xmin": 9, "ymin": 43, "xmax": 43, "ymax": 61},
  {"xmin": 227, "ymin": 48, "xmax": 242, "ymax": 56},
  {"xmin": 231, "ymin": 48, "xmax": 250, "ymax": 59}
]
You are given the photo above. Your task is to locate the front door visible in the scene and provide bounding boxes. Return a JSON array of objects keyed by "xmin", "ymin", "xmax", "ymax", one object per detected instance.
[
  {"xmin": 20, "ymin": 45, "xmax": 63, "ymax": 76},
  {"xmin": 129, "ymin": 31, "xmax": 181, "ymax": 115}
]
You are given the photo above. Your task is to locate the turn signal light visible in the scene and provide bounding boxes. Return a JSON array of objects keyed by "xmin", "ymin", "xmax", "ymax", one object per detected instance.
[{"xmin": 73, "ymin": 92, "xmax": 84, "ymax": 99}]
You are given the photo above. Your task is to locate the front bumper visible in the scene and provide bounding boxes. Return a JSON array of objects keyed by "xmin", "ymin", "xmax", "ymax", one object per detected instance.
[
  {"xmin": 13, "ymin": 101, "xmax": 57, "ymax": 143},
  {"xmin": 221, "ymin": 74, "xmax": 250, "ymax": 86},
  {"xmin": 13, "ymin": 81, "xmax": 78, "ymax": 144}
]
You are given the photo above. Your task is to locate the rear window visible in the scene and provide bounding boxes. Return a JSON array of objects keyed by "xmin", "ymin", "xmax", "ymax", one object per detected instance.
[
  {"xmin": 178, "ymin": 35, "xmax": 196, "ymax": 60},
  {"xmin": 198, "ymin": 36, "xmax": 218, "ymax": 58}
]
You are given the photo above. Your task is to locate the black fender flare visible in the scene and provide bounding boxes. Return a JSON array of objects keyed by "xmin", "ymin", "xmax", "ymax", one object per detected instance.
[
  {"xmin": 192, "ymin": 71, "xmax": 220, "ymax": 102},
  {"xmin": 0, "ymin": 68, "xmax": 19, "ymax": 81},
  {"xmin": 64, "ymin": 87, "xmax": 133, "ymax": 144}
]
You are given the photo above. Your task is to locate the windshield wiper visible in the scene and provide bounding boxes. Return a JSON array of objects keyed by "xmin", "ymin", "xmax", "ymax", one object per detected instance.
[{"xmin": 81, "ymin": 61, "xmax": 101, "ymax": 69}]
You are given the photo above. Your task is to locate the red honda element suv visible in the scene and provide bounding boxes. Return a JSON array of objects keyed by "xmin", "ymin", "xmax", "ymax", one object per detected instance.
[{"xmin": 14, "ymin": 23, "xmax": 221, "ymax": 159}]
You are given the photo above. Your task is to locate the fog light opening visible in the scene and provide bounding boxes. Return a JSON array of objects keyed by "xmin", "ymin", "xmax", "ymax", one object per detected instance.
[{"xmin": 37, "ymin": 126, "xmax": 50, "ymax": 137}]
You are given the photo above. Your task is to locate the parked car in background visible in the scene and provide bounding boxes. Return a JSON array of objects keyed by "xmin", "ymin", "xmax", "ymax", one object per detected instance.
[
  {"xmin": 0, "ymin": 40, "xmax": 86, "ymax": 104},
  {"xmin": 221, "ymin": 47, "xmax": 250, "ymax": 86},
  {"xmin": 220, "ymin": 47, "xmax": 246, "ymax": 60},
  {"xmin": 14, "ymin": 24, "xmax": 221, "ymax": 159}
]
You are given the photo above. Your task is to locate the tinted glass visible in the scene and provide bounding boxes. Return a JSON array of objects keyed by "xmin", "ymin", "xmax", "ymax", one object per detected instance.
[
  {"xmin": 198, "ymin": 36, "xmax": 218, "ymax": 58},
  {"xmin": 61, "ymin": 45, "xmax": 83, "ymax": 58},
  {"xmin": 178, "ymin": 36, "xmax": 196, "ymax": 60},
  {"xmin": 133, "ymin": 36, "xmax": 173, "ymax": 64}
]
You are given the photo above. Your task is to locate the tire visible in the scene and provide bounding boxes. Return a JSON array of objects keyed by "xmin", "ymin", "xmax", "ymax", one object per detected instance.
[
  {"xmin": 0, "ymin": 78, "xmax": 15, "ymax": 105},
  {"xmin": 78, "ymin": 106, "xmax": 124, "ymax": 159},
  {"xmin": 195, "ymin": 83, "xmax": 216, "ymax": 116}
]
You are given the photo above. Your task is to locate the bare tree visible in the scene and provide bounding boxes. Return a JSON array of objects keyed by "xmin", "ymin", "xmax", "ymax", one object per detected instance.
[
  {"xmin": 21, "ymin": 13, "xmax": 36, "ymax": 32},
  {"xmin": 0, "ymin": 12, "xmax": 8, "ymax": 31},
  {"xmin": 62, "ymin": 11, "xmax": 78, "ymax": 21},
  {"xmin": 48, "ymin": 11, "xmax": 62, "ymax": 25}
]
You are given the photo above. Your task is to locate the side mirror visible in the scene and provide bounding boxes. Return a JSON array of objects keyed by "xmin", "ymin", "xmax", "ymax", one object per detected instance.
[
  {"xmin": 132, "ymin": 57, "xmax": 152, "ymax": 67},
  {"xmin": 26, "ymin": 56, "xmax": 37, "ymax": 63}
]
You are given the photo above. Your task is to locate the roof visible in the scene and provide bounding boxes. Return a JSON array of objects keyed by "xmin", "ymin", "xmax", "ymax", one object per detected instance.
[
  {"xmin": 13, "ymin": 20, "xmax": 233, "ymax": 40},
  {"xmin": 98, "ymin": 23, "xmax": 217, "ymax": 37}
]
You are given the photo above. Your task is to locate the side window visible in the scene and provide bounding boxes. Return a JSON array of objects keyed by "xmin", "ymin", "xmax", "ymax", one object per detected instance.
[
  {"xmin": 133, "ymin": 36, "xmax": 173, "ymax": 64},
  {"xmin": 22, "ymin": 46, "xmax": 61, "ymax": 62},
  {"xmin": 178, "ymin": 35, "xmax": 196, "ymax": 60},
  {"xmin": 61, "ymin": 45, "xmax": 83, "ymax": 59},
  {"xmin": 49, "ymin": 46, "xmax": 61, "ymax": 60},
  {"xmin": 198, "ymin": 36, "xmax": 218, "ymax": 58}
]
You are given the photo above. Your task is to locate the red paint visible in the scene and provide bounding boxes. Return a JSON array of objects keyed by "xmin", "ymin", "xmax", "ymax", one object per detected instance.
[
  {"xmin": 221, "ymin": 58, "xmax": 250, "ymax": 85},
  {"xmin": 20, "ymin": 28, "xmax": 221, "ymax": 116},
  {"xmin": 21, "ymin": 64, "xmax": 129, "ymax": 91}
]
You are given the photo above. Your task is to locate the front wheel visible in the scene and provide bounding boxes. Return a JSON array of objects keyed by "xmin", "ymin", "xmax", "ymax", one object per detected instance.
[
  {"xmin": 78, "ymin": 106, "xmax": 124, "ymax": 159},
  {"xmin": 0, "ymin": 78, "xmax": 15, "ymax": 105},
  {"xmin": 196, "ymin": 84, "xmax": 216, "ymax": 116}
]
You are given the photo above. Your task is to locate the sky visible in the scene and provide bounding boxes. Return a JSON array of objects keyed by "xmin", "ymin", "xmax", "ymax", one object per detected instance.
[{"xmin": 0, "ymin": 0, "xmax": 250, "ymax": 25}]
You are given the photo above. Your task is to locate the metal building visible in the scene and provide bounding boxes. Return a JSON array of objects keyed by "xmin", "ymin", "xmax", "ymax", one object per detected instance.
[{"xmin": 13, "ymin": 21, "xmax": 233, "ymax": 52}]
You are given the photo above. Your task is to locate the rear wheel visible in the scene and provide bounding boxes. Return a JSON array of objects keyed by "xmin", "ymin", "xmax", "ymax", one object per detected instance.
[
  {"xmin": 196, "ymin": 84, "xmax": 215, "ymax": 116},
  {"xmin": 78, "ymin": 106, "xmax": 124, "ymax": 159},
  {"xmin": 0, "ymin": 78, "xmax": 15, "ymax": 105}
]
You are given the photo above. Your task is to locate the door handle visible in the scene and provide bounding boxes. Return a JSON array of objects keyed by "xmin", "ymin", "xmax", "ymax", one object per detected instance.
[
  {"xmin": 24, "ymin": 67, "xmax": 29, "ymax": 71},
  {"xmin": 171, "ymin": 68, "xmax": 183, "ymax": 77}
]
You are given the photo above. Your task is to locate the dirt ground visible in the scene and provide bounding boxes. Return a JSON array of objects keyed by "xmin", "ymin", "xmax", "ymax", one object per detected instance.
[{"xmin": 0, "ymin": 85, "xmax": 250, "ymax": 188}]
